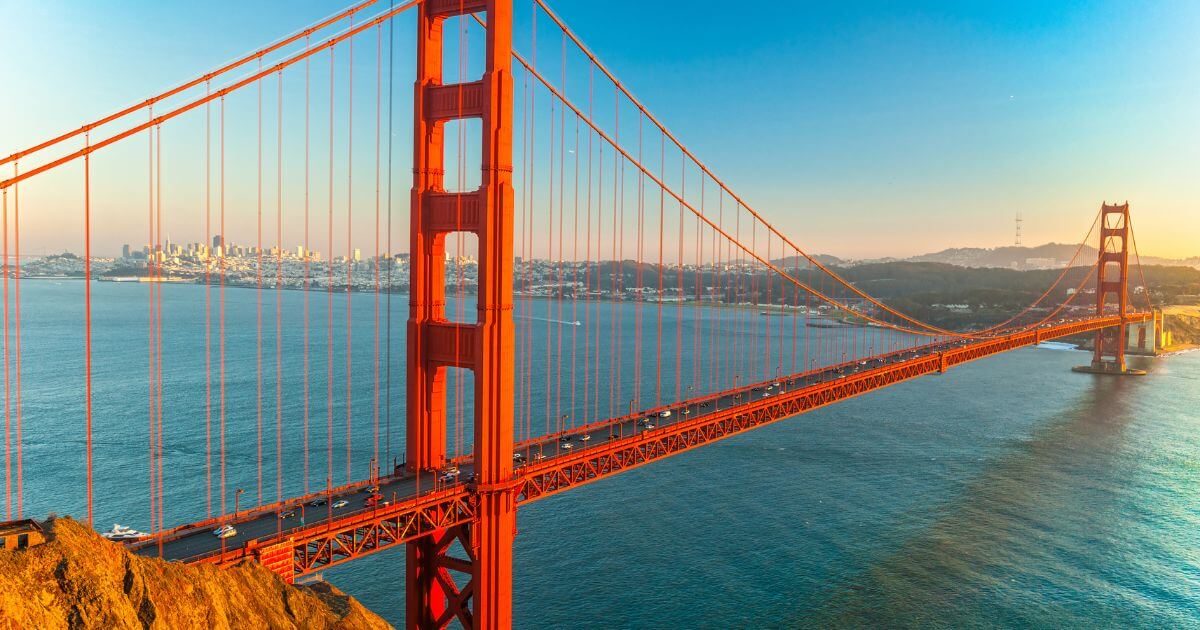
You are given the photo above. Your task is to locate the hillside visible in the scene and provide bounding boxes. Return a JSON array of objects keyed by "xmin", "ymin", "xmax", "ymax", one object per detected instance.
[
  {"xmin": 790, "ymin": 243, "xmax": 1200, "ymax": 271},
  {"xmin": 0, "ymin": 517, "xmax": 391, "ymax": 629},
  {"xmin": 1162, "ymin": 305, "xmax": 1200, "ymax": 349}
]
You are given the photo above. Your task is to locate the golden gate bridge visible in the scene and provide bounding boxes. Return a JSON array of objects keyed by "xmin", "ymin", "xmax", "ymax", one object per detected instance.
[{"xmin": 0, "ymin": 0, "xmax": 1154, "ymax": 627}]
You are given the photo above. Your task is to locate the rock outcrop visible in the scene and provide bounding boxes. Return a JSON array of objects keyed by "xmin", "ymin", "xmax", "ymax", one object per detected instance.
[
  {"xmin": 0, "ymin": 517, "xmax": 392, "ymax": 629},
  {"xmin": 1162, "ymin": 305, "xmax": 1200, "ymax": 347}
]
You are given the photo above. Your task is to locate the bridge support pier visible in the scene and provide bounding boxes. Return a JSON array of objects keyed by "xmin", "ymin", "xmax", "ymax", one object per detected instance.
[
  {"xmin": 1073, "ymin": 202, "xmax": 1146, "ymax": 376},
  {"xmin": 408, "ymin": 0, "xmax": 515, "ymax": 628}
]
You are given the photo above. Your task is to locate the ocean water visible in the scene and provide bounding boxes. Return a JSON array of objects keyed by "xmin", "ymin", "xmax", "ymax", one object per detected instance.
[
  {"xmin": 332, "ymin": 332, "xmax": 1200, "ymax": 628},
  {"xmin": 6, "ymin": 280, "xmax": 1199, "ymax": 627}
]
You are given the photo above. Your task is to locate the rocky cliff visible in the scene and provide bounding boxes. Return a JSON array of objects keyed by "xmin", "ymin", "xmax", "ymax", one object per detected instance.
[
  {"xmin": 0, "ymin": 517, "xmax": 392, "ymax": 629},
  {"xmin": 1162, "ymin": 305, "xmax": 1200, "ymax": 348}
]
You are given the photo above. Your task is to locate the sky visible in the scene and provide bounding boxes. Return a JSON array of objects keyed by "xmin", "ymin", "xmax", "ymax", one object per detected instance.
[{"xmin": 1, "ymin": 0, "xmax": 1197, "ymax": 259}]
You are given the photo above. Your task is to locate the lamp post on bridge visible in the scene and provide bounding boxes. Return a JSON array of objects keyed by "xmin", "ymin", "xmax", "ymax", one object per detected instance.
[{"xmin": 234, "ymin": 488, "xmax": 244, "ymax": 519}]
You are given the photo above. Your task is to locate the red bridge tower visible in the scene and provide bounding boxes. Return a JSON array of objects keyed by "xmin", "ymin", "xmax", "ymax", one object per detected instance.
[
  {"xmin": 1075, "ymin": 202, "xmax": 1145, "ymax": 376},
  {"xmin": 407, "ymin": 0, "xmax": 516, "ymax": 627}
]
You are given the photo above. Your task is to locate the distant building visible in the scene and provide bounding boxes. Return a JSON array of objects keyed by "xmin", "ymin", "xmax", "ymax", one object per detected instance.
[
  {"xmin": 353, "ymin": 248, "xmax": 362, "ymax": 262},
  {"xmin": 0, "ymin": 519, "xmax": 46, "ymax": 550},
  {"xmin": 1024, "ymin": 257, "xmax": 1060, "ymax": 270},
  {"xmin": 212, "ymin": 235, "xmax": 223, "ymax": 250},
  {"xmin": 121, "ymin": 244, "xmax": 131, "ymax": 259}
]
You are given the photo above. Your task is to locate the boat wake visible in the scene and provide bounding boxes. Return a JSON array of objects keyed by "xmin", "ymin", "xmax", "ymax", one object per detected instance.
[{"xmin": 520, "ymin": 316, "xmax": 583, "ymax": 326}]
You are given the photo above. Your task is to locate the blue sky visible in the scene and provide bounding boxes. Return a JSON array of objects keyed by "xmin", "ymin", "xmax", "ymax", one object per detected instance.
[{"xmin": 2, "ymin": 0, "xmax": 1197, "ymax": 258}]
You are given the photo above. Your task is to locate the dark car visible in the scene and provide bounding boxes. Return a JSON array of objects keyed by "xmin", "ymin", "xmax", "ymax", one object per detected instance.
[
  {"xmin": 278, "ymin": 509, "xmax": 297, "ymax": 519},
  {"xmin": 309, "ymin": 498, "xmax": 328, "ymax": 507}
]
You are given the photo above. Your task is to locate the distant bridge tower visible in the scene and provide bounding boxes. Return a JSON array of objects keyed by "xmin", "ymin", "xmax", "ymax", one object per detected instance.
[
  {"xmin": 1075, "ymin": 202, "xmax": 1144, "ymax": 375},
  {"xmin": 407, "ymin": 0, "xmax": 516, "ymax": 627}
]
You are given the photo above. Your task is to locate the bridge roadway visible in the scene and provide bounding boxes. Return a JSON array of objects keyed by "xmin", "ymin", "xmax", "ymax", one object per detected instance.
[{"xmin": 130, "ymin": 314, "xmax": 1145, "ymax": 568}]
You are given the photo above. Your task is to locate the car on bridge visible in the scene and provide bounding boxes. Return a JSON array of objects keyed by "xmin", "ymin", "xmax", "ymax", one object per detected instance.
[
  {"xmin": 213, "ymin": 524, "xmax": 236, "ymax": 539},
  {"xmin": 332, "ymin": 499, "xmax": 349, "ymax": 509}
]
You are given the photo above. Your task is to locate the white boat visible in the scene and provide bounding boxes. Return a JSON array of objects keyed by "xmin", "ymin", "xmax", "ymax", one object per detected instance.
[{"xmin": 101, "ymin": 524, "xmax": 146, "ymax": 541}]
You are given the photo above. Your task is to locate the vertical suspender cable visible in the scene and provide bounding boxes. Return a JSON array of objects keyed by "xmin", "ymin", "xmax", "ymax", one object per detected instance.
[
  {"xmin": 11, "ymin": 165, "xmax": 20, "ymax": 516},
  {"xmin": 156, "ymin": 125, "xmax": 165, "ymax": 534},
  {"xmin": 304, "ymin": 36, "xmax": 313, "ymax": 494},
  {"xmin": 676, "ymin": 152, "xmax": 683, "ymax": 403},
  {"xmin": 346, "ymin": 19, "xmax": 355, "ymax": 486},
  {"xmin": 655, "ymin": 132, "xmax": 663, "ymax": 407},
  {"xmin": 147, "ymin": 121, "xmax": 156, "ymax": 531},
  {"xmin": 385, "ymin": 4, "xmax": 395, "ymax": 469},
  {"xmin": 328, "ymin": 47, "xmax": 335, "ymax": 492},
  {"xmin": 82, "ymin": 143, "xmax": 92, "ymax": 524},
  {"xmin": 257, "ymin": 67, "xmax": 265, "ymax": 506},
  {"xmin": 517, "ymin": 63, "xmax": 529, "ymax": 443},
  {"xmin": 2, "ymin": 179, "xmax": 8, "ymax": 522},
  {"xmin": 204, "ymin": 83, "xmax": 213, "ymax": 519},
  {"xmin": 373, "ymin": 22, "xmax": 382, "ymax": 477},
  {"xmin": 545, "ymin": 56, "xmax": 555, "ymax": 438},
  {"xmin": 276, "ymin": 70, "xmax": 285, "ymax": 504},
  {"xmin": 219, "ymin": 97, "xmax": 227, "ymax": 518}
]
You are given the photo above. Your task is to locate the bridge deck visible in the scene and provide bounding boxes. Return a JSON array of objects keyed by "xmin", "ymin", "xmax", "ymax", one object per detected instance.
[{"xmin": 130, "ymin": 314, "xmax": 1146, "ymax": 577}]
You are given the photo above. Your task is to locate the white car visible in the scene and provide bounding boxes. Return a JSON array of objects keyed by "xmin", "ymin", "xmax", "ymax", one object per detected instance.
[
  {"xmin": 579, "ymin": 433, "xmax": 591, "ymax": 442},
  {"xmin": 332, "ymin": 499, "xmax": 349, "ymax": 509},
  {"xmin": 560, "ymin": 441, "xmax": 574, "ymax": 449},
  {"xmin": 213, "ymin": 524, "xmax": 237, "ymax": 539},
  {"xmin": 658, "ymin": 409, "xmax": 672, "ymax": 418},
  {"xmin": 643, "ymin": 422, "xmax": 655, "ymax": 430}
]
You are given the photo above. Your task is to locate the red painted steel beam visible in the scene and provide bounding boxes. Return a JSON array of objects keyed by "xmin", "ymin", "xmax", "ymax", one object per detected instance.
[
  {"xmin": 188, "ymin": 486, "xmax": 474, "ymax": 574},
  {"xmin": 512, "ymin": 314, "xmax": 1146, "ymax": 504},
  {"xmin": 170, "ymin": 314, "xmax": 1146, "ymax": 586}
]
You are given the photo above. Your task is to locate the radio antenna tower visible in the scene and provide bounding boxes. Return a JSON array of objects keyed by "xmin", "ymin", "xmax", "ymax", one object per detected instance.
[{"xmin": 1015, "ymin": 212, "xmax": 1023, "ymax": 246}]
